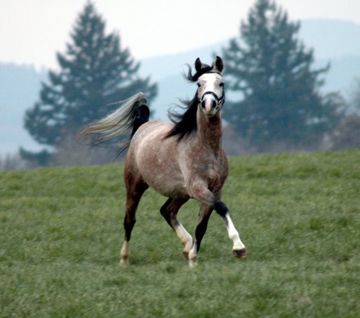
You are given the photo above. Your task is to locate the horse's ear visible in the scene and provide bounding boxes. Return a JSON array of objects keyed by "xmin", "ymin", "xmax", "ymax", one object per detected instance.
[
  {"xmin": 213, "ymin": 56, "xmax": 224, "ymax": 73},
  {"xmin": 195, "ymin": 57, "xmax": 202, "ymax": 72}
]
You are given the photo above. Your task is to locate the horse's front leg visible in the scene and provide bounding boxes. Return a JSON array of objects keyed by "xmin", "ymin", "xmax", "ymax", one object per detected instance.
[
  {"xmin": 189, "ymin": 182, "xmax": 246, "ymax": 264},
  {"xmin": 214, "ymin": 201, "xmax": 246, "ymax": 258}
]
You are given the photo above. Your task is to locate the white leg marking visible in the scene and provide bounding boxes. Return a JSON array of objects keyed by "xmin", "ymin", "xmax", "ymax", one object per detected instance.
[
  {"xmin": 174, "ymin": 223, "xmax": 193, "ymax": 254},
  {"xmin": 188, "ymin": 243, "xmax": 197, "ymax": 268},
  {"xmin": 120, "ymin": 241, "xmax": 129, "ymax": 266},
  {"xmin": 225, "ymin": 214, "xmax": 245, "ymax": 251}
]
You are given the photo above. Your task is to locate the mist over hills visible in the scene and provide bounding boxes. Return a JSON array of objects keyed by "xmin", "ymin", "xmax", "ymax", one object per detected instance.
[
  {"xmin": 1, "ymin": 19, "xmax": 360, "ymax": 154},
  {"xmin": 0, "ymin": 64, "xmax": 46, "ymax": 154},
  {"xmin": 299, "ymin": 19, "xmax": 360, "ymax": 59}
]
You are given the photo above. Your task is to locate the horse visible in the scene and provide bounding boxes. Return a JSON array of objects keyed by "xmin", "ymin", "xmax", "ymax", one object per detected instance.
[{"xmin": 81, "ymin": 56, "xmax": 246, "ymax": 267}]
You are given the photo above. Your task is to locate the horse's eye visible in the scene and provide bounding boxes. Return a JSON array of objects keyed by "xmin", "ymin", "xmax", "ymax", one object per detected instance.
[
  {"xmin": 219, "ymin": 82, "xmax": 224, "ymax": 87},
  {"xmin": 197, "ymin": 83, "xmax": 201, "ymax": 87}
]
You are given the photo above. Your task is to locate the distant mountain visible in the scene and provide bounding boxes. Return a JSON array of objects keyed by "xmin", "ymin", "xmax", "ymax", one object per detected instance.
[
  {"xmin": 140, "ymin": 43, "xmax": 226, "ymax": 82},
  {"xmin": 1, "ymin": 19, "xmax": 360, "ymax": 154},
  {"xmin": 299, "ymin": 19, "xmax": 360, "ymax": 59},
  {"xmin": 0, "ymin": 63, "xmax": 46, "ymax": 154},
  {"xmin": 318, "ymin": 56, "xmax": 360, "ymax": 92}
]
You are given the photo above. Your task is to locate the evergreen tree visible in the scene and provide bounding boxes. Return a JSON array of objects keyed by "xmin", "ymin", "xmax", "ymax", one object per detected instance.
[
  {"xmin": 222, "ymin": 0, "xmax": 343, "ymax": 150},
  {"xmin": 25, "ymin": 1, "xmax": 157, "ymax": 149},
  {"xmin": 349, "ymin": 78, "xmax": 360, "ymax": 114}
]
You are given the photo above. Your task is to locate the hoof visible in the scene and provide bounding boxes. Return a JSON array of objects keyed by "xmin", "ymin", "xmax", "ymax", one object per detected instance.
[
  {"xmin": 120, "ymin": 256, "xmax": 129, "ymax": 267},
  {"xmin": 188, "ymin": 259, "xmax": 197, "ymax": 268},
  {"xmin": 233, "ymin": 248, "xmax": 246, "ymax": 258}
]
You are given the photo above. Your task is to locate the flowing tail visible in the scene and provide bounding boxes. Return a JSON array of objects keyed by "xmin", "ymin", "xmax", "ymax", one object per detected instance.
[{"xmin": 80, "ymin": 92, "xmax": 150, "ymax": 145}]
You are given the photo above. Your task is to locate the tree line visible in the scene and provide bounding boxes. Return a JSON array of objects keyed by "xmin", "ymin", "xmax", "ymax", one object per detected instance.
[{"xmin": 20, "ymin": 0, "xmax": 360, "ymax": 167}]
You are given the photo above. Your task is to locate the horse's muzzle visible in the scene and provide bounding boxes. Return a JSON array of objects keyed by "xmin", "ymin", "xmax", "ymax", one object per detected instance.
[
  {"xmin": 200, "ymin": 92, "xmax": 223, "ymax": 116},
  {"xmin": 201, "ymin": 97, "xmax": 217, "ymax": 113}
]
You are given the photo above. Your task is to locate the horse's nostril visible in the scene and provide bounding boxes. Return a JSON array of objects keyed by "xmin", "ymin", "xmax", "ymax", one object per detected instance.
[{"xmin": 201, "ymin": 98, "xmax": 216, "ymax": 112}]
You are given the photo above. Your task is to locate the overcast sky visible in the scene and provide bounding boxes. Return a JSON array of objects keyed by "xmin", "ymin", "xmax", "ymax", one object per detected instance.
[{"xmin": 1, "ymin": 0, "xmax": 360, "ymax": 68}]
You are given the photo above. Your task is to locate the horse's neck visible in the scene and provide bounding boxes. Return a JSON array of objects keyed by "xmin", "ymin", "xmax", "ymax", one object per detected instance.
[{"xmin": 196, "ymin": 109, "xmax": 223, "ymax": 154}]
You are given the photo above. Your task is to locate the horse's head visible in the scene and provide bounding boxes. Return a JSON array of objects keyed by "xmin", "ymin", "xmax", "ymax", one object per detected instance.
[
  {"xmin": 194, "ymin": 56, "xmax": 225, "ymax": 117},
  {"xmin": 166, "ymin": 57, "xmax": 226, "ymax": 140}
]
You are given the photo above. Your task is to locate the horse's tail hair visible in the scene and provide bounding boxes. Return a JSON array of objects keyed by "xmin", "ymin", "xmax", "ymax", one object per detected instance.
[{"xmin": 80, "ymin": 92, "xmax": 150, "ymax": 145}]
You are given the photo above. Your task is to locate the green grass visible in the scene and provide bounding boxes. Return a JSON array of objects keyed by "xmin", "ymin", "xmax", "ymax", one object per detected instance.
[{"xmin": 0, "ymin": 150, "xmax": 359, "ymax": 317}]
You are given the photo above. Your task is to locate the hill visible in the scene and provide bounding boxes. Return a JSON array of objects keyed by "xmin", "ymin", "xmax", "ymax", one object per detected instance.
[{"xmin": 0, "ymin": 150, "xmax": 359, "ymax": 317}]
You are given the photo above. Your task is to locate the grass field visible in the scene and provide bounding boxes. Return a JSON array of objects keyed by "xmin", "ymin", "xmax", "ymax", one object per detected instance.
[{"xmin": 0, "ymin": 150, "xmax": 359, "ymax": 317}]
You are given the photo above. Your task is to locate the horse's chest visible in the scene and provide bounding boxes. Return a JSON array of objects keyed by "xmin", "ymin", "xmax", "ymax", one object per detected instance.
[
  {"xmin": 207, "ymin": 167, "xmax": 221, "ymax": 189},
  {"xmin": 194, "ymin": 161, "xmax": 224, "ymax": 190}
]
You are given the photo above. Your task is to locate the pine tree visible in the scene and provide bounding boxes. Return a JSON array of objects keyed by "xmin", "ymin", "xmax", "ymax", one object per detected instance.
[
  {"xmin": 222, "ymin": 0, "xmax": 343, "ymax": 150},
  {"xmin": 25, "ymin": 1, "xmax": 157, "ymax": 149}
]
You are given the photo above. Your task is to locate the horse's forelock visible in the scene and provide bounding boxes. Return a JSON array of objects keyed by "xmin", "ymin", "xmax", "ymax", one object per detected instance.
[{"xmin": 185, "ymin": 63, "xmax": 214, "ymax": 82}]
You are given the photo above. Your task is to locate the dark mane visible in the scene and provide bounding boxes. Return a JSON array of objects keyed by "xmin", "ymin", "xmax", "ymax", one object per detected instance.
[
  {"xmin": 185, "ymin": 63, "xmax": 212, "ymax": 82},
  {"xmin": 165, "ymin": 94, "xmax": 199, "ymax": 141}
]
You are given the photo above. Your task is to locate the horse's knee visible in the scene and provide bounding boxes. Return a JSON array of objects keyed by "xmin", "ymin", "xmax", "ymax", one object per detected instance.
[
  {"xmin": 189, "ymin": 183, "xmax": 216, "ymax": 206},
  {"xmin": 213, "ymin": 200, "xmax": 228, "ymax": 218}
]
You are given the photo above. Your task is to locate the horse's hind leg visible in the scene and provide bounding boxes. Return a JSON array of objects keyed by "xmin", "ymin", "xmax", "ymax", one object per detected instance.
[
  {"xmin": 120, "ymin": 175, "xmax": 148, "ymax": 266},
  {"xmin": 160, "ymin": 197, "xmax": 192, "ymax": 259}
]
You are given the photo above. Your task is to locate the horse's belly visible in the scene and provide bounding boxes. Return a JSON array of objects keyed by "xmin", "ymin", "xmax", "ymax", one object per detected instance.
[
  {"xmin": 146, "ymin": 174, "xmax": 188, "ymax": 198},
  {"xmin": 139, "ymin": 155, "xmax": 187, "ymax": 197}
]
